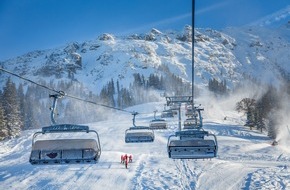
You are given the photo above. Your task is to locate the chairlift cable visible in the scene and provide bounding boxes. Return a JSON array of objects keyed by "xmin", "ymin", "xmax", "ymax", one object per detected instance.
[
  {"xmin": 65, "ymin": 93, "xmax": 132, "ymax": 113},
  {"xmin": 0, "ymin": 67, "xmax": 62, "ymax": 95},
  {"xmin": 0, "ymin": 67, "xmax": 132, "ymax": 114},
  {"xmin": 287, "ymin": 125, "xmax": 290, "ymax": 135}
]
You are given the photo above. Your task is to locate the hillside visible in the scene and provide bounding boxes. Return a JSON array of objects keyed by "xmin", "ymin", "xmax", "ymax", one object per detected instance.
[
  {"xmin": 1, "ymin": 24, "xmax": 290, "ymax": 94},
  {"xmin": 0, "ymin": 100, "xmax": 290, "ymax": 190}
]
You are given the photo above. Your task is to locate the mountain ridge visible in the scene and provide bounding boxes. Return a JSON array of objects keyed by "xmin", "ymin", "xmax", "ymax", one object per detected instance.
[{"xmin": 1, "ymin": 24, "xmax": 290, "ymax": 94}]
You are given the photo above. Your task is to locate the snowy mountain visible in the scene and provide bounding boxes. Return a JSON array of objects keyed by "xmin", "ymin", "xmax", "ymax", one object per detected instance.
[
  {"xmin": 1, "ymin": 23, "xmax": 290, "ymax": 94},
  {"xmin": 0, "ymin": 27, "xmax": 193, "ymax": 94}
]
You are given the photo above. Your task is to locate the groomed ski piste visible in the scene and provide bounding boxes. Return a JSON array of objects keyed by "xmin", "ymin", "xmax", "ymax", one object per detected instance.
[{"xmin": 1, "ymin": 99, "xmax": 290, "ymax": 190}]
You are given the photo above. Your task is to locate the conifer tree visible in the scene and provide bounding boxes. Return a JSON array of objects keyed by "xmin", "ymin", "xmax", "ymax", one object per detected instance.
[
  {"xmin": 236, "ymin": 98, "xmax": 256, "ymax": 130},
  {"xmin": 2, "ymin": 78, "xmax": 22, "ymax": 137},
  {"xmin": 0, "ymin": 100, "xmax": 8, "ymax": 140},
  {"xmin": 17, "ymin": 83, "xmax": 25, "ymax": 130},
  {"xmin": 117, "ymin": 80, "xmax": 121, "ymax": 108},
  {"xmin": 23, "ymin": 87, "xmax": 38, "ymax": 129}
]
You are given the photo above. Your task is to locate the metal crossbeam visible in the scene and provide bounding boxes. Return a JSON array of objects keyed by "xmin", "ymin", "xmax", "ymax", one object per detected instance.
[{"xmin": 165, "ymin": 96, "xmax": 193, "ymax": 106}]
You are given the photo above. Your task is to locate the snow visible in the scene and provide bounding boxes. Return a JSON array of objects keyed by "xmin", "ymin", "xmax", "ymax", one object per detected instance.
[
  {"xmin": 1, "ymin": 24, "xmax": 290, "ymax": 189},
  {"xmin": 1, "ymin": 100, "xmax": 290, "ymax": 190}
]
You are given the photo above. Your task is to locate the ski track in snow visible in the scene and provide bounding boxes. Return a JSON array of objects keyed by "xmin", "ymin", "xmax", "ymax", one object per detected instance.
[{"xmin": 1, "ymin": 102, "xmax": 290, "ymax": 190}]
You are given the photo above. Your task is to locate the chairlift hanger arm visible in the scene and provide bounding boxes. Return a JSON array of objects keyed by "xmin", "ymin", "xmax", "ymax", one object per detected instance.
[
  {"xmin": 49, "ymin": 93, "xmax": 66, "ymax": 125},
  {"xmin": 131, "ymin": 111, "xmax": 139, "ymax": 127},
  {"xmin": 153, "ymin": 110, "xmax": 157, "ymax": 120}
]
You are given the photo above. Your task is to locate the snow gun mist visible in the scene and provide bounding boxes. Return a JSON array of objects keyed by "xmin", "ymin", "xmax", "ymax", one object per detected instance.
[{"xmin": 196, "ymin": 78, "xmax": 290, "ymax": 148}]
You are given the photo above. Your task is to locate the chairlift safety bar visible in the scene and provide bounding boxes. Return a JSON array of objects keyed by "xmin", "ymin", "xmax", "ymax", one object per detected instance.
[
  {"xmin": 128, "ymin": 126, "xmax": 152, "ymax": 130},
  {"xmin": 42, "ymin": 124, "xmax": 90, "ymax": 133},
  {"xmin": 175, "ymin": 130, "xmax": 208, "ymax": 137}
]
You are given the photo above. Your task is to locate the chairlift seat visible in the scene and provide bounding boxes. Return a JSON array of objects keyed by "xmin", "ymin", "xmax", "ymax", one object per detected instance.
[
  {"xmin": 167, "ymin": 131, "xmax": 218, "ymax": 159},
  {"xmin": 183, "ymin": 125, "xmax": 198, "ymax": 130},
  {"xmin": 161, "ymin": 111, "xmax": 174, "ymax": 118},
  {"xmin": 168, "ymin": 139, "xmax": 217, "ymax": 159},
  {"xmin": 30, "ymin": 139, "xmax": 101, "ymax": 164},
  {"xmin": 152, "ymin": 119, "xmax": 166, "ymax": 122},
  {"xmin": 125, "ymin": 126, "xmax": 154, "ymax": 143},
  {"xmin": 183, "ymin": 115, "xmax": 202, "ymax": 128},
  {"xmin": 183, "ymin": 119, "xmax": 198, "ymax": 130},
  {"xmin": 176, "ymin": 130, "xmax": 207, "ymax": 139},
  {"xmin": 169, "ymin": 139, "xmax": 215, "ymax": 147},
  {"xmin": 149, "ymin": 119, "xmax": 167, "ymax": 129},
  {"xmin": 29, "ymin": 124, "xmax": 101, "ymax": 165},
  {"xmin": 185, "ymin": 110, "xmax": 194, "ymax": 116}
]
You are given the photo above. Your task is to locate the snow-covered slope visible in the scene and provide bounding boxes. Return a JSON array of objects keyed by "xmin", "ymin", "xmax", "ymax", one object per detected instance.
[
  {"xmin": 194, "ymin": 24, "xmax": 290, "ymax": 87},
  {"xmin": 1, "ymin": 101, "xmax": 290, "ymax": 190}
]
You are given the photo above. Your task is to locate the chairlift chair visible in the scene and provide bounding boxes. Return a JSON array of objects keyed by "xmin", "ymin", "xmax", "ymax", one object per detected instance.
[
  {"xmin": 125, "ymin": 126, "xmax": 155, "ymax": 143},
  {"xmin": 170, "ymin": 104, "xmax": 179, "ymax": 115},
  {"xmin": 125, "ymin": 112, "xmax": 155, "ymax": 143},
  {"xmin": 29, "ymin": 93, "xmax": 101, "ymax": 165},
  {"xmin": 183, "ymin": 118, "xmax": 200, "ymax": 130},
  {"xmin": 184, "ymin": 107, "xmax": 203, "ymax": 130},
  {"xmin": 149, "ymin": 119, "xmax": 167, "ymax": 130},
  {"xmin": 149, "ymin": 110, "xmax": 167, "ymax": 130},
  {"xmin": 161, "ymin": 110, "xmax": 174, "ymax": 118},
  {"xmin": 185, "ymin": 108, "xmax": 194, "ymax": 117},
  {"xmin": 30, "ymin": 124, "xmax": 101, "ymax": 165},
  {"xmin": 167, "ymin": 130, "xmax": 218, "ymax": 159}
]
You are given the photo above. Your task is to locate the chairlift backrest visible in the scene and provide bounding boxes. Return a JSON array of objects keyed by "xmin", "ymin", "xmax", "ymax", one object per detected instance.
[
  {"xmin": 125, "ymin": 112, "xmax": 155, "ymax": 143},
  {"xmin": 183, "ymin": 118, "xmax": 198, "ymax": 127},
  {"xmin": 125, "ymin": 126, "xmax": 154, "ymax": 143}
]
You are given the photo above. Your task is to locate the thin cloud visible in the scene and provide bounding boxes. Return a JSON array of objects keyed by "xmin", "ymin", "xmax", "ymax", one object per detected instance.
[
  {"xmin": 147, "ymin": 13, "xmax": 192, "ymax": 28},
  {"xmin": 196, "ymin": 1, "xmax": 230, "ymax": 15},
  {"xmin": 118, "ymin": 13, "xmax": 191, "ymax": 35},
  {"xmin": 248, "ymin": 5, "xmax": 290, "ymax": 27}
]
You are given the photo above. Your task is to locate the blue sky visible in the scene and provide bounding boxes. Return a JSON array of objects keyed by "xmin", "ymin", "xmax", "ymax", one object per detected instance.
[
  {"xmin": 0, "ymin": 0, "xmax": 289, "ymax": 61},
  {"xmin": 195, "ymin": 0, "xmax": 290, "ymax": 29}
]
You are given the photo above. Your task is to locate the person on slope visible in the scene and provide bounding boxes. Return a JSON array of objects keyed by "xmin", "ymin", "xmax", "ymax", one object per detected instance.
[
  {"xmin": 125, "ymin": 157, "xmax": 128, "ymax": 169},
  {"xmin": 121, "ymin": 155, "xmax": 124, "ymax": 164},
  {"xmin": 129, "ymin": 155, "xmax": 133, "ymax": 163}
]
